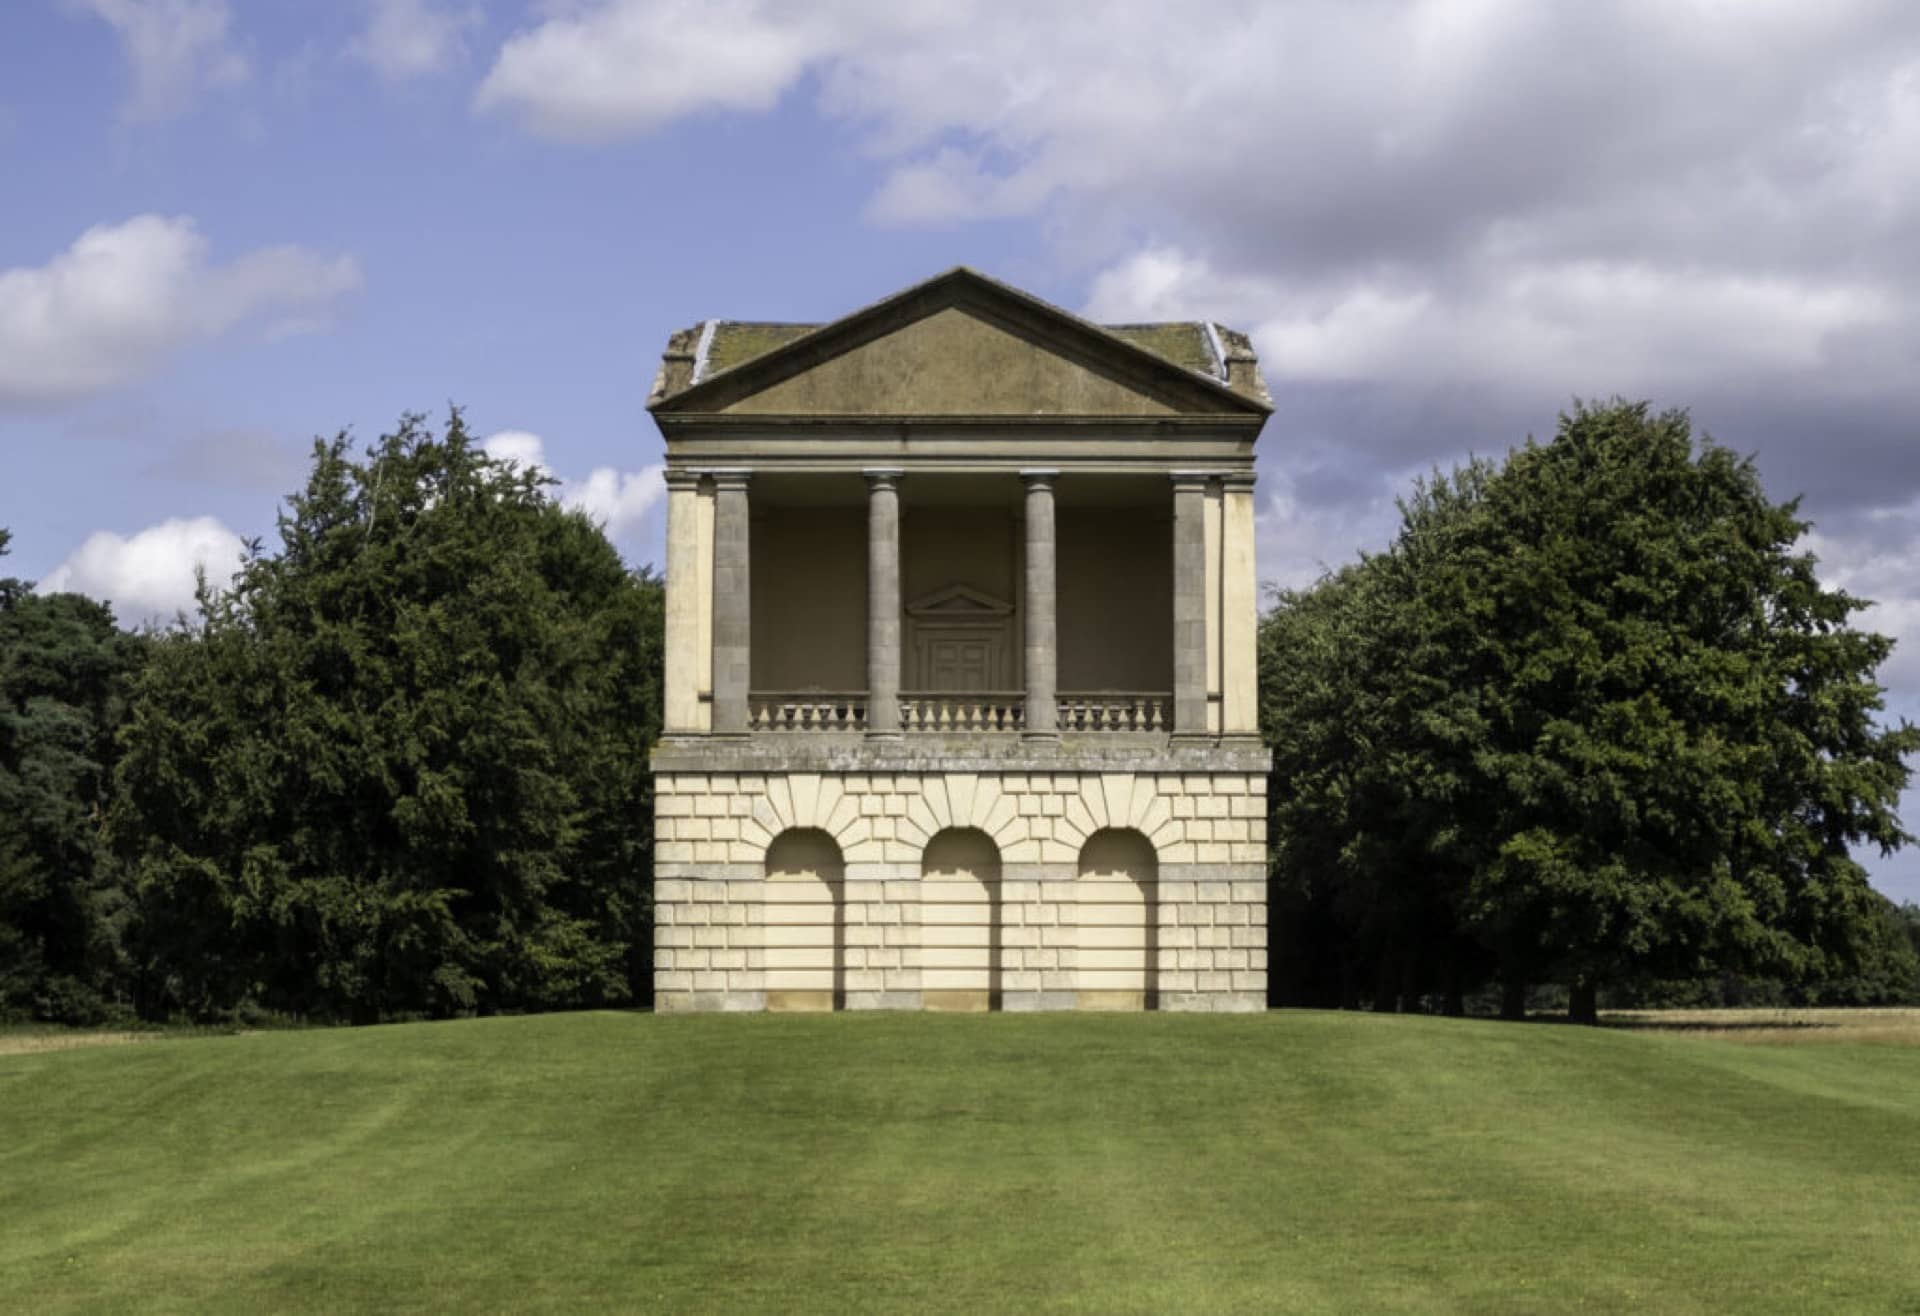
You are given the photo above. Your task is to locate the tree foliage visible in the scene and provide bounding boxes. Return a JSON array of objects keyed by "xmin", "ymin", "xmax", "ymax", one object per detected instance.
[
  {"xmin": 1262, "ymin": 401, "xmax": 1919, "ymax": 1020},
  {"xmin": 0, "ymin": 529, "xmax": 145, "ymax": 1022},
  {"xmin": 108, "ymin": 414, "xmax": 664, "ymax": 1022}
]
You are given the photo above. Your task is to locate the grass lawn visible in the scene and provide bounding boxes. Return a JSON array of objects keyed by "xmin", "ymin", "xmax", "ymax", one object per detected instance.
[{"xmin": 5, "ymin": 1011, "xmax": 1919, "ymax": 1313}]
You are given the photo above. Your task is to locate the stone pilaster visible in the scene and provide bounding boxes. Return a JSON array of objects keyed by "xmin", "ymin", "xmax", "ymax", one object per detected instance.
[
  {"xmin": 710, "ymin": 471, "xmax": 752, "ymax": 736},
  {"xmin": 1022, "ymin": 470, "xmax": 1059, "ymax": 739},
  {"xmin": 1171, "ymin": 473, "xmax": 1209, "ymax": 738},
  {"xmin": 865, "ymin": 469, "xmax": 903, "ymax": 738},
  {"xmin": 662, "ymin": 469, "xmax": 704, "ymax": 734},
  {"xmin": 1221, "ymin": 472, "xmax": 1260, "ymax": 735}
]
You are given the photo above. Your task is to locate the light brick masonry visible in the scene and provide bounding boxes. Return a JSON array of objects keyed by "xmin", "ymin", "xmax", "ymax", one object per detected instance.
[{"xmin": 653, "ymin": 769, "xmax": 1267, "ymax": 1014}]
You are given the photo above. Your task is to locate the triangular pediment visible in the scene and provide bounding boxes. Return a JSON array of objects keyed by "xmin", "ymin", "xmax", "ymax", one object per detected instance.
[
  {"xmin": 650, "ymin": 268, "xmax": 1269, "ymax": 419},
  {"xmin": 906, "ymin": 584, "xmax": 1014, "ymax": 618}
]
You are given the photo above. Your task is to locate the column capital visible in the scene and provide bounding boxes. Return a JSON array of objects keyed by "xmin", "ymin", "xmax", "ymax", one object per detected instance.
[
  {"xmin": 863, "ymin": 468, "xmax": 904, "ymax": 489},
  {"xmin": 1020, "ymin": 468, "xmax": 1060, "ymax": 487},
  {"xmin": 707, "ymin": 468, "xmax": 753, "ymax": 491},
  {"xmin": 663, "ymin": 468, "xmax": 703, "ymax": 491},
  {"xmin": 1221, "ymin": 470, "xmax": 1258, "ymax": 491},
  {"xmin": 1170, "ymin": 470, "xmax": 1213, "ymax": 490}
]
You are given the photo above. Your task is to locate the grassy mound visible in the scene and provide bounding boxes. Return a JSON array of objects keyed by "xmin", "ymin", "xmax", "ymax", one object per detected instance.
[{"xmin": 5, "ymin": 1012, "xmax": 1918, "ymax": 1311}]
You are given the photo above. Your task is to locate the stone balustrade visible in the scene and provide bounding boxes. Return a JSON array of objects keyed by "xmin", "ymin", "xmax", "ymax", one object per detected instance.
[
  {"xmin": 746, "ymin": 691, "xmax": 1176, "ymax": 735},
  {"xmin": 899, "ymin": 691, "xmax": 1025, "ymax": 732},
  {"xmin": 748, "ymin": 693, "xmax": 869, "ymax": 732},
  {"xmin": 1058, "ymin": 692, "xmax": 1170, "ymax": 733}
]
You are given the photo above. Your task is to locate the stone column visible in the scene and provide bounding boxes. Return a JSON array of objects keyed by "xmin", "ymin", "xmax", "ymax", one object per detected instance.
[
  {"xmin": 711, "ymin": 470, "xmax": 752, "ymax": 736},
  {"xmin": 1022, "ymin": 470, "xmax": 1059, "ymax": 740},
  {"xmin": 1171, "ymin": 472, "xmax": 1209, "ymax": 738},
  {"xmin": 866, "ymin": 469, "xmax": 903, "ymax": 738},
  {"xmin": 662, "ymin": 469, "xmax": 703, "ymax": 734}
]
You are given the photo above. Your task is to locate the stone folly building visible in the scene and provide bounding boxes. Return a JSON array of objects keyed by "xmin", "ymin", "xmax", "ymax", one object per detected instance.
[{"xmin": 648, "ymin": 268, "xmax": 1271, "ymax": 1013}]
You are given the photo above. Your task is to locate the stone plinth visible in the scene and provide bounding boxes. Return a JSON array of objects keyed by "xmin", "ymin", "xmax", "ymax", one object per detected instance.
[{"xmin": 652, "ymin": 765, "xmax": 1268, "ymax": 1014}]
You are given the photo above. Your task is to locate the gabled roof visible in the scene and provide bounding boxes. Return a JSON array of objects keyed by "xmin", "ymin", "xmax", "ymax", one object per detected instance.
[{"xmin": 648, "ymin": 267, "xmax": 1271, "ymax": 417}]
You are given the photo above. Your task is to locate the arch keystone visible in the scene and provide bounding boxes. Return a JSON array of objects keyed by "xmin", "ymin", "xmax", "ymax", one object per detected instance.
[
  {"xmin": 947, "ymin": 773, "xmax": 979, "ymax": 827},
  {"xmin": 1101, "ymin": 774, "xmax": 1135, "ymax": 830},
  {"xmin": 790, "ymin": 773, "xmax": 823, "ymax": 828}
]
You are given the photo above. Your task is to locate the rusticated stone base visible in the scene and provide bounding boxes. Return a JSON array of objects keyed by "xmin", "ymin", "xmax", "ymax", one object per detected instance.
[{"xmin": 653, "ymin": 766, "xmax": 1268, "ymax": 1014}]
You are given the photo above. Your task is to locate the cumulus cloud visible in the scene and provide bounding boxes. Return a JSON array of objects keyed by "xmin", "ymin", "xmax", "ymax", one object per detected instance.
[
  {"xmin": 481, "ymin": 430, "xmax": 664, "ymax": 542},
  {"xmin": 479, "ymin": 429, "xmax": 546, "ymax": 469},
  {"xmin": 474, "ymin": 3, "xmax": 1920, "ymax": 486},
  {"xmin": 41, "ymin": 515, "xmax": 246, "ymax": 623},
  {"xmin": 1804, "ymin": 511, "xmax": 1920, "ymax": 692},
  {"xmin": 0, "ymin": 215, "xmax": 361, "ymax": 408},
  {"xmin": 350, "ymin": 0, "xmax": 480, "ymax": 81},
  {"xmin": 67, "ymin": 0, "xmax": 249, "ymax": 121},
  {"xmin": 475, "ymin": 0, "xmax": 844, "ymax": 140}
]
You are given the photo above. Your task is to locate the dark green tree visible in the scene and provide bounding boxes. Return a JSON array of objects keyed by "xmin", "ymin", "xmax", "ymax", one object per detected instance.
[
  {"xmin": 1263, "ymin": 401, "xmax": 1918, "ymax": 1022},
  {"xmin": 0, "ymin": 530, "xmax": 145, "ymax": 1022},
  {"xmin": 110, "ymin": 414, "xmax": 664, "ymax": 1023}
]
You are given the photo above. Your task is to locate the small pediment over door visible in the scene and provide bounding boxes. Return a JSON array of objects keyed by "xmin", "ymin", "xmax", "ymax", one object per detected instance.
[
  {"xmin": 906, "ymin": 584, "xmax": 1014, "ymax": 621},
  {"xmin": 906, "ymin": 584, "xmax": 1014, "ymax": 692}
]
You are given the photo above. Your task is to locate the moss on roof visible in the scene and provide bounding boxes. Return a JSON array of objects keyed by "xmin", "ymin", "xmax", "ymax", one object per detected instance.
[
  {"xmin": 705, "ymin": 323, "xmax": 819, "ymax": 376},
  {"xmin": 1103, "ymin": 324, "xmax": 1218, "ymax": 377}
]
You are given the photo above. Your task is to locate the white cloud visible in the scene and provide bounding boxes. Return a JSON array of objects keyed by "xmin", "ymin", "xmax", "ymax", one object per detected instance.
[
  {"xmin": 475, "ymin": 0, "xmax": 843, "ymax": 140},
  {"xmin": 1252, "ymin": 463, "xmax": 1402, "ymax": 595},
  {"xmin": 480, "ymin": 429, "xmax": 547, "ymax": 469},
  {"xmin": 481, "ymin": 430, "xmax": 665, "ymax": 542},
  {"xmin": 350, "ymin": 0, "xmax": 480, "ymax": 81},
  {"xmin": 0, "ymin": 215, "xmax": 361, "ymax": 408},
  {"xmin": 68, "ymin": 0, "xmax": 248, "ymax": 122},
  {"xmin": 1804, "ymin": 511, "xmax": 1920, "ymax": 690},
  {"xmin": 565, "ymin": 465, "xmax": 667, "ymax": 541},
  {"xmin": 41, "ymin": 515, "xmax": 246, "ymax": 623},
  {"xmin": 1089, "ymin": 245, "xmax": 1900, "ymax": 397},
  {"xmin": 473, "ymin": 2, "xmax": 1920, "ymax": 408}
]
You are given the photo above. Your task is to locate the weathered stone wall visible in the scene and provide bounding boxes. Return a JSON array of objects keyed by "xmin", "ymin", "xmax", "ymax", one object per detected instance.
[{"xmin": 653, "ymin": 769, "xmax": 1267, "ymax": 1013}]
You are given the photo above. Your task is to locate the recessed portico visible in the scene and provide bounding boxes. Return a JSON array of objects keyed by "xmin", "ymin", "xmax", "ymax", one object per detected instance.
[{"xmin": 663, "ymin": 467, "xmax": 1250, "ymax": 742}]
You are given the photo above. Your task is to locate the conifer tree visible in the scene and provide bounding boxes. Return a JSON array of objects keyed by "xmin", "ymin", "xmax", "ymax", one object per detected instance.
[
  {"xmin": 111, "ymin": 414, "xmax": 664, "ymax": 1022},
  {"xmin": 0, "ymin": 530, "xmax": 144, "ymax": 1021}
]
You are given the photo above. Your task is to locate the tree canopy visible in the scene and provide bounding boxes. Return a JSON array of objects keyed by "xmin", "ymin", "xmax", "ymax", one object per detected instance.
[
  {"xmin": 1262, "ymin": 400, "xmax": 1919, "ymax": 1020},
  {"xmin": 108, "ymin": 413, "xmax": 664, "ymax": 1023},
  {"xmin": 0, "ymin": 530, "xmax": 145, "ymax": 1022}
]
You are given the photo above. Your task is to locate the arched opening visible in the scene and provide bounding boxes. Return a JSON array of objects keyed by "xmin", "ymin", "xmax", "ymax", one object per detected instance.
[
  {"xmin": 920, "ymin": 828, "xmax": 1003, "ymax": 1012},
  {"xmin": 764, "ymin": 828, "xmax": 845, "ymax": 1012},
  {"xmin": 1076, "ymin": 829, "xmax": 1160, "ymax": 1010}
]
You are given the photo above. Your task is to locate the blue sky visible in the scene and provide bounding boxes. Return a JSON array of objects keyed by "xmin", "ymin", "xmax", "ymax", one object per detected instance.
[{"xmin": 4, "ymin": 1, "xmax": 1920, "ymax": 900}]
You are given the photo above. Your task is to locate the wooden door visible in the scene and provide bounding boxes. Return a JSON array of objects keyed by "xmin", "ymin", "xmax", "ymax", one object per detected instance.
[{"xmin": 926, "ymin": 636, "xmax": 996, "ymax": 691}]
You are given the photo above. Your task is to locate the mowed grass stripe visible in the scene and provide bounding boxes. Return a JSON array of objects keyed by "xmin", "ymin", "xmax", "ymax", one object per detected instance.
[{"xmin": 3, "ymin": 1012, "xmax": 1918, "ymax": 1312}]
